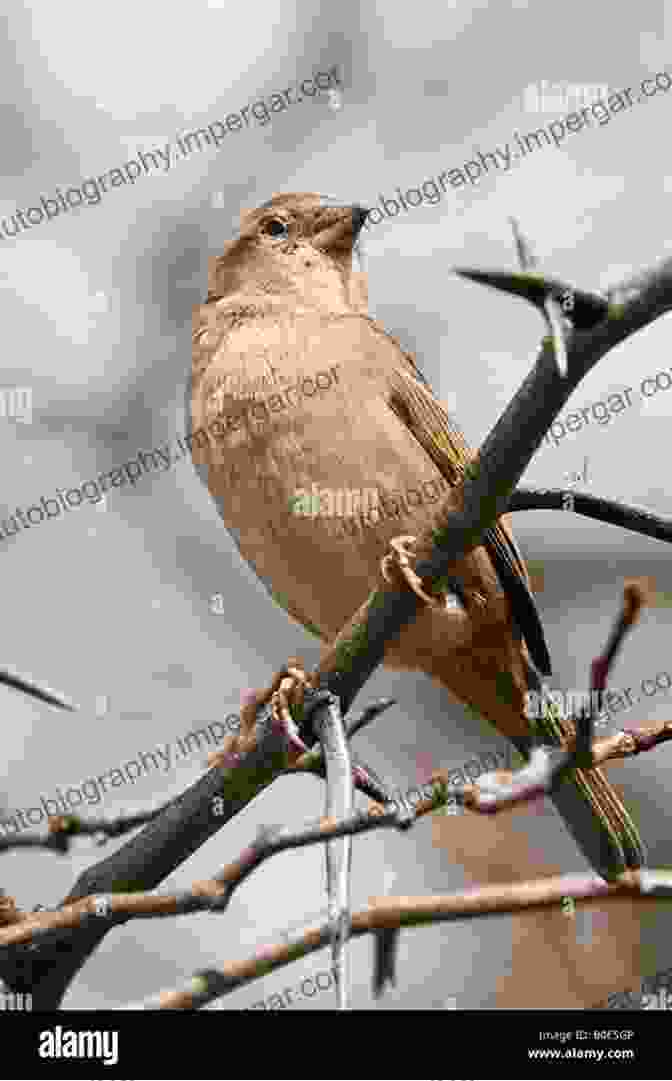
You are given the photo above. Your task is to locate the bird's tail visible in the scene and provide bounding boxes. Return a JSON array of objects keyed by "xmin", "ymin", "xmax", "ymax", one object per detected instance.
[
  {"xmin": 393, "ymin": 607, "xmax": 646, "ymax": 879},
  {"xmin": 520, "ymin": 670, "xmax": 647, "ymax": 877},
  {"xmin": 545, "ymin": 760, "xmax": 646, "ymax": 877}
]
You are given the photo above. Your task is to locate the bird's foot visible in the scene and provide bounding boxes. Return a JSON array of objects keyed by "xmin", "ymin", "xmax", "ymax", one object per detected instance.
[
  {"xmin": 380, "ymin": 535, "xmax": 443, "ymax": 607},
  {"xmin": 208, "ymin": 658, "xmax": 316, "ymax": 769},
  {"xmin": 269, "ymin": 660, "xmax": 318, "ymax": 763}
]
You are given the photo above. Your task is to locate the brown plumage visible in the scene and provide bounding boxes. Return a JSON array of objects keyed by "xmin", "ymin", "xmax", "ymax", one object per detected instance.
[{"xmin": 189, "ymin": 192, "xmax": 644, "ymax": 876}]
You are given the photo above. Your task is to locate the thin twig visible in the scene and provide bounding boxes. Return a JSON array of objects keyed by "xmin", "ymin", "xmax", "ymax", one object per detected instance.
[
  {"xmin": 0, "ymin": 804, "xmax": 413, "ymax": 948},
  {"xmin": 131, "ymin": 867, "xmax": 672, "ymax": 1009},
  {"xmin": 590, "ymin": 579, "xmax": 650, "ymax": 696},
  {"xmin": 5, "ymin": 710, "xmax": 669, "ymax": 951},
  {"xmin": 508, "ymin": 486, "xmax": 672, "ymax": 543},
  {"xmin": 345, "ymin": 697, "xmax": 397, "ymax": 739},
  {"xmin": 288, "ymin": 697, "xmax": 397, "ymax": 802},
  {"xmin": 0, "ymin": 804, "xmax": 170, "ymax": 857}
]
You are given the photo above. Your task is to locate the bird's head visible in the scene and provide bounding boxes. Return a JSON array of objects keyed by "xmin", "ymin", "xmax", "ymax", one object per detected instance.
[{"xmin": 207, "ymin": 193, "xmax": 370, "ymax": 311}]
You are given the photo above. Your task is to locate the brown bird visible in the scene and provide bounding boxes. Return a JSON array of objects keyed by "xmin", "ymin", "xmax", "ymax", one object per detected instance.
[{"xmin": 189, "ymin": 192, "xmax": 645, "ymax": 877}]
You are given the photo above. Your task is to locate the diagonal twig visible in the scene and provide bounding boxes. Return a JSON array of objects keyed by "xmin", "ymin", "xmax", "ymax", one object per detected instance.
[
  {"xmin": 288, "ymin": 697, "xmax": 397, "ymax": 801},
  {"xmin": 590, "ymin": 580, "xmax": 649, "ymax": 708},
  {"xmin": 132, "ymin": 865, "xmax": 672, "ymax": 1009}
]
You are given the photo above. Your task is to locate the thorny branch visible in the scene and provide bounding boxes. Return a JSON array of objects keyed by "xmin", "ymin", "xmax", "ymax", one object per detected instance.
[{"xmin": 0, "ymin": 699, "xmax": 397, "ymax": 859}]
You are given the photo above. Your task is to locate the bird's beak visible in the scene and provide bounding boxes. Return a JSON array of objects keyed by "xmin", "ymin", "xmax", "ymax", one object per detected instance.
[{"xmin": 311, "ymin": 205, "xmax": 370, "ymax": 253}]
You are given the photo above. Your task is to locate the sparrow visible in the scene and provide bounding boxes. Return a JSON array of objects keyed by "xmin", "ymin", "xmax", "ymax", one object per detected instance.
[{"xmin": 189, "ymin": 192, "xmax": 645, "ymax": 877}]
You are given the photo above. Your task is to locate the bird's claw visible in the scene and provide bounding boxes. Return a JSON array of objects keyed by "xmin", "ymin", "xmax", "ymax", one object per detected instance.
[
  {"xmin": 270, "ymin": 662, "xmax": 315, "ymax": 762},
  {"xmin": 208, "ymin": 659, "xmax": 315, "ymax": 769},
  {"xmin": 380, "ymin": 535, "xmax": 442, "ymax": 607}
]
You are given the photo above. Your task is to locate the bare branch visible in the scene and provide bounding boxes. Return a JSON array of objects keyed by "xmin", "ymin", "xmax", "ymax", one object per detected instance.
[
  {"xmin": 344, "ymin": 697, "xmax": 397, "ymax": 739},
  {"xmin": 508, "ymin": 486, "xmax": 672, "ymax": 543},
  {"xmin": 0, "ymin": 696, "xmax": 395, "ymax": 1006},
  {"xmin": 0, "ymin": 832, "xmax": 71, "ymax": 856},
  {"xmin": 285, "ymin": 696, "xmax": 396, "ymax": 797},
  {"xmin": 573, "ymin": 719, "xmax": 672, "ymax": 766},
  {"xmin": 0, "ymin": 802, "xmax": 415, "ymax": 949},
  {"xmin": 0, "ymin": 804, "xmax": 171, "ymax": 858},
  {"xmin": 7, "ymin": 702, "xmax": 668, "ymax": 952},
  {"xmin": 590, "ymin": 579, "xmax": 650, "ymax": 698},
  {"xmin": 132, "ymin": 867, "xmax": 672, "ymax": 1009}
]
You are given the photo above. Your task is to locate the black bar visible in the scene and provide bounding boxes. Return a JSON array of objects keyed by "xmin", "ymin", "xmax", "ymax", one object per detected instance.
[{"xmin": 2, "ymin": 1009, "xmax": 665, "ymax": 1076}]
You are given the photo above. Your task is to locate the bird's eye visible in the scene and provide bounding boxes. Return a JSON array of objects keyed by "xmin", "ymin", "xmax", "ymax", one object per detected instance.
[{"xmin": 261, "ymin": 218, "xmax": 289, "ymax": 238}]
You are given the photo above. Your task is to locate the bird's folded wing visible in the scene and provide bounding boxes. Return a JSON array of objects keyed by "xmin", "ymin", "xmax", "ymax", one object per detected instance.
[{"xmin": 385, "ymin": 361, "xmax": 552, "ymax": 676}]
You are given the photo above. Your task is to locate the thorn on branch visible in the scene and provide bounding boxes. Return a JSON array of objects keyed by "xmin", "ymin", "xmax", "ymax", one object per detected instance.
[
  {"xmin": 372, "ymin": 926, "xmax": 400, "ymax": 997},
  {"xmin": 0, "ymin": 667, "xmax": 77, "ymax": 711},
  {"xmin": 345, "ymin": 697, "xmax": 397, "ymax": 739}
]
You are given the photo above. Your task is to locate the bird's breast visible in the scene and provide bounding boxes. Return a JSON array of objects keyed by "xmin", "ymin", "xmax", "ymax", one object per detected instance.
[{"xmin": 190, "ymin": 311, "xmax": 459, "ymax": 634}]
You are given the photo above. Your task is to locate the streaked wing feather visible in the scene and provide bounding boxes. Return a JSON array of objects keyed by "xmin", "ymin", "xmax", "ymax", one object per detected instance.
[{"xmin": 386, "ymin": 360, "xmax": 552, "ymax": 675}]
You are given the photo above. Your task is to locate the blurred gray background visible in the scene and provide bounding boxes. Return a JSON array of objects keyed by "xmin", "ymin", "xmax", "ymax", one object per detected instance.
[{"xmin": 1, "ymin": 0, "xmax": 672, "ymax": 1011}]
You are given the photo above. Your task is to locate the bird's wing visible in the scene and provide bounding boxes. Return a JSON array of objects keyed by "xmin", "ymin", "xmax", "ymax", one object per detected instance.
[{"xmin": 384, "ymin": 356, "xmax": 552, "ymax": 676}]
